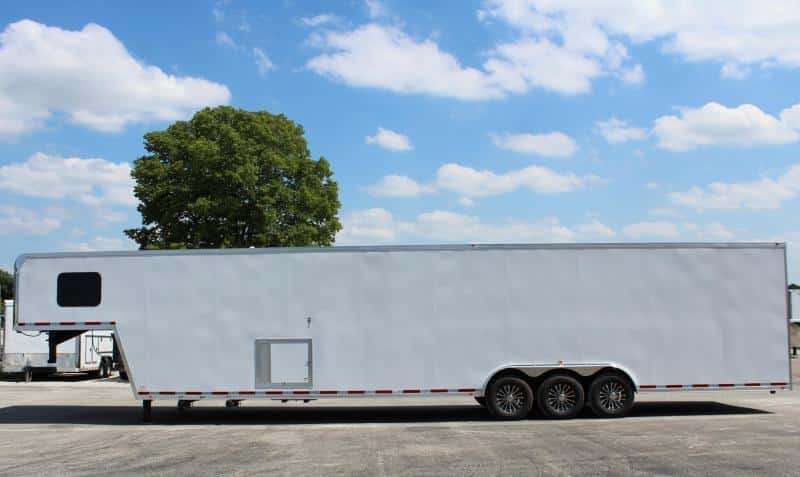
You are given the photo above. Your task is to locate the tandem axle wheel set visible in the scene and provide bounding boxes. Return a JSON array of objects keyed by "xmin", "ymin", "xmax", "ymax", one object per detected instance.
[{"xmin": 139, "ymin": 369, "xmax": 635, "ymax": 422}]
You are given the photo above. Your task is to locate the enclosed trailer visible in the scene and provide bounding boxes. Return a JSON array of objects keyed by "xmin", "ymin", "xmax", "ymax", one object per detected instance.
[
  {"xmin": 2, "ymin": 300, "xmax": 115, "ymax": 381},
  {"xmin": 12, "ymin": 243, "xmax": 793, "ymax": 420}
]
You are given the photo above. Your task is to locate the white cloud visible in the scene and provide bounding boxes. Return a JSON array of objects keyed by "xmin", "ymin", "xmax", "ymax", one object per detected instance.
[
  {"xmin": 781, "ymin": 105, "xmax": 800, "ymax": 130},
  {"xmin": 479, "ymin": 1, "xmax": 800, "ymax": 77},
  {"xmin": 0, "ymin": 20, "xmax": 231, "ymax": 135},
  {"xmin": 490, "ymin": 131, "xmax": 577, "ymax": 157},
  {"xmin": 64, "ymin": 236, "xmax": 137, "ymax": 252},
  {"xmin": 595, "ymin": 118, "xmax": 647, "ymax": 144},
  {"xmin": 483, "ymin": 38, "xmax": 606, "ymax": 95},
  {"xmin": 365, "ymin": 127, "xmax": 413, "ymax": 151},
  {"xmin": 669, "ymin": 164, "xmax": 800, "ymax": 210},
  {"xmin": 252, "ymin": 47, "xmax": 276, "ymax": 76},
  {"xmin": 337, "ymin": 208, "xmax": 396, "ymax": 242},
  {"xmin": 653, "ymin": 102, "xmax": 799, "ymax": 151},
  {"xmin": 644, "ymin": 182, "xmax": 660, "ymax": 190},
  {"xmin": 577, "ymin": 220, "xmax": 616, "ymax": 239},
  {"xmin": 622, "ymin": 221, "xmax": 680, "ymax": 239},
  {"xmin": 721, "ymin": 62, "xmax": 750, "ymax": 80},
  {"xmin": 435, "ymin": 163, "xmax": 599, "ymax": 197},
  {"xmin": 457, "ymin": 197, "xmax": 476, "ymax": 207},
  {"xmin": 300, "ymin": 14, "xmax": 340, "ymax": 27},
  {"xmin": 365, "ymin": 0, "xmax": 387, "ymax": 19},
  {"xmin": 307, "ymin": 24, "xmax": 503, "ymax": 101},
  {"xmin": 0, "ymin": 153, "xmax": 135, "ymax": 206},
  {"xmin": 0, "ymin": 206, "xmax": 62, "ymax": 235},
  {"xmin": 365, "ymin": 175, "xmax": 435, "ymax": 198},
  {"xmin": 215, "ymin": 31, "xmax": 237, "ymax": 48},
  {"xmin": 337, "ymin": 208, "xmax": 620, "ymax": 244}
]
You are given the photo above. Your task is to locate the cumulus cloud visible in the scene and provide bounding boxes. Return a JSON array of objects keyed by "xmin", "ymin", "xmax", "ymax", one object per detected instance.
[
  {"xmin": 435, "ymin": 163, "xmax": 599, "ymax": 197},
  {"xmin": 653, "ymin": 102, "xmax": 799, "ymax": 151},
  {"xmin": 479, "ymin": 1, "xmax": 800, "ymax": 77},
  {"xmin": 595, "ymin": 118, "xmax": 647, "ymax": 144},
  {"xmin": 0, "ymin": 153, "xmax": 135, "ymax": 206},
  {"xmin": 0, "ymin": 20, "xmax": 230, "ymax": 135},
  {"xmin": 365, "ymin": 127, "xmax": 413, "ymax": 151},
  {"xmin": 300, "ymin": 14, "xmax": 341, "ymax": 27},
  {"xmin": 490, "ymin": 131, "xmax": 577, "ymax": 157},
  {"xmin": 669, "ymin": 164, "xmax": 800, "ymax": 210},
  {"xmin": 337, "ymin": 208, "xmax": 613, "ymax": 244},
  {"xmin": 365, "ymin": 175, "xmax": 435, "ymax": 198},
  {"xmin": 64, "ymin": 236, "xmax": 137, "ymax": 252},
  {"xmin": 252, "ymin": 47, "xmax": 276, "ymax": 76},
  {"xmin": 0, "ymin": 206, "xmax": 62, "ymax": 235}
]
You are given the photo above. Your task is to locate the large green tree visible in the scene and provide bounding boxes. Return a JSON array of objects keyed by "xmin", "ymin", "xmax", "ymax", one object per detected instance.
[
  {"xmin": 126, "ymin": 106, "xmax": 341, "ymax": 249},
  {"xmin": 0, "ymin": 269, "xmax": 13, "ymax": 300}
]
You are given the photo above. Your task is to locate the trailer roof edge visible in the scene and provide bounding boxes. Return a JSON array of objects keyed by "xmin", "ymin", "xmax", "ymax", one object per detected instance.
[{"xmin": 13, "ymin": 242, "xmax": 786, "ymax": 266}]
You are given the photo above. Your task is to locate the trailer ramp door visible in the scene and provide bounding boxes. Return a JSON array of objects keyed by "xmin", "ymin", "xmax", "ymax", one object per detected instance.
[{"xmin": 255, "ymin": 339, "xmax": 312, "ymax": 388}]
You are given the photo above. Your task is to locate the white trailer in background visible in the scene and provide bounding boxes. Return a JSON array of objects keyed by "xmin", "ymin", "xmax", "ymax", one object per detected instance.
[
  {"xmin": 12, "ymin": 243, "xmax": 793, "ymax": 421},
  {"xmin": 1, "ymin": 300, "xmax": 115, "ymax": 381}
]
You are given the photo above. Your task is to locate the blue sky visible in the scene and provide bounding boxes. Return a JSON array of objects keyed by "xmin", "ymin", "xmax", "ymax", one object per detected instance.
[{"xmin": 1, "ymin": 1, "xmax": 800, "ymax": 279}]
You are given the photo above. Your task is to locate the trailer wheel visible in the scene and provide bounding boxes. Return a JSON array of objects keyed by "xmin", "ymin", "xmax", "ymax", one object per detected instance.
[
  {"xmin": 100, "ymin": 359, "xmax": 111, "ymax": 378},
  {"xmin": 486, "ymin": 376, "xmax": 534, "ymax": 420},
  {"xmin": 536, "ymin": 374, "xmax": 585, "ymax": 419},
  {"xmin": 23, "ymin": 367, "xmax": 33, "ymax": 383},
  {"xmin": 588, "ymin": 373, "xmax": 634, "ymax": 418}
]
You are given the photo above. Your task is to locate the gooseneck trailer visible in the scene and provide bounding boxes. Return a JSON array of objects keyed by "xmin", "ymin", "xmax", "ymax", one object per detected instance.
[{"xmin": 12, "ymin": 243, "xmax": 793, "ymax": 421}]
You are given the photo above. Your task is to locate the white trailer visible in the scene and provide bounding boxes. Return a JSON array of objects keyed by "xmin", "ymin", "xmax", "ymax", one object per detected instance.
[
  {"xmin": 12, "ymin": 243, "xmax": 793, "ymax": 421},
  {"xmin": 2, "ymin": 300, "xmax": 115, "ymax": 381}
]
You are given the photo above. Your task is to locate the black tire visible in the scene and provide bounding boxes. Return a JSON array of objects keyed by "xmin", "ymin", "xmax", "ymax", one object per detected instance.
[
  {"xmin": 23, "ymin": 367, "xmax": 33, "ymax": 383},
  {"xmin": 486, "ymin": 376, "xmax": 534, "ymax": 420},
  {"xmin": 474, "ymin": 397, "xmax": 486, "ymax": 408},
  {"xmin": 536, "ymin": 374, "xmax": 585, "ymax": 419},
  {"xmin": 588, "ymin": 373, "xmax": 635, "ymax": 418},
  {"xmin": 100, "ymin": 359, "xmax": 111, "ymax": 378}
]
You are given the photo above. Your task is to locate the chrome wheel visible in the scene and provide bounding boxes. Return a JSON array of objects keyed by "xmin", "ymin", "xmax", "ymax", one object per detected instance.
[
  {"xmin": 496, "ymin": 383, "xmax": 525, "ymax": 415},
  {"xmin": 537, "ymin": 374, "xmax": 585, "ymax": 419},
  {"xmin": 545, "ymin": 382, "xmax": 578, "ymax": 414},
  {"xmin": 597, "ymin": 381, "xmax": 626, "ymax": 412},
  {"xmin": 487, "ymin": 376, "xmax": 533, "ymax": 420}
]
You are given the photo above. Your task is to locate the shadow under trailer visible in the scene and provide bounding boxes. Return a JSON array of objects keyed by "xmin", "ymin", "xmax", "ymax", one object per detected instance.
[{"xmin": 12, "ymin": 243, "xmax": 793, "ymax": 421}]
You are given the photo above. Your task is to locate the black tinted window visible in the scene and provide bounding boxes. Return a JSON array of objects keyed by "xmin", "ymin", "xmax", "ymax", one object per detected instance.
[{"xmin": 57, "ymin": 273, "xmax": 101, "ymax": 307}]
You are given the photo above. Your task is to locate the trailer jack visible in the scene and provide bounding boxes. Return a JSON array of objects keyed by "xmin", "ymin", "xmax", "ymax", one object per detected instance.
[{"xmin": 142, "ymin": 400, "xmax": 152, "ymax": 423}]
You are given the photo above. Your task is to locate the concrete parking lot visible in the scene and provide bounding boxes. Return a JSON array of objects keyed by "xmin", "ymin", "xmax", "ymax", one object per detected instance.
[{"xmin": 1, "ymin": 364, "xmax": 799, "ymax": 477}]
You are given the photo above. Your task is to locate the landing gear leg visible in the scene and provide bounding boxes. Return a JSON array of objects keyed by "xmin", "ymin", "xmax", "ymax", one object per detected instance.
[
  {"xmin": 225, "ymin": 399, "xmax": 241, "ymax": 408},
  {"xmin": 142, "ymin": 400, "xmax": 152, "ymax": 422}
]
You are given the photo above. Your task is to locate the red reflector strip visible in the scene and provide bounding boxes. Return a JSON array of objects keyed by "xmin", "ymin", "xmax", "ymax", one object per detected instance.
[
  {"xmin": 402, "ymin": 389, "xmax": 421, "ymax": 394},
  {"xmin": 430, "ymin": 389, "xmax": 448, "ymax": 393},
  {"xmin": 457, "ymin": 388, "xmax": 476, "ymax": 393},
  {"xmin": 666, "ymin": 384, "xmax": 683, "ymax": 389},
  {"xmin": 138, "ymin": 391, "xmax": 150, "ymax": 395},
  {"xmin": 691, "ymin": 384, "xmax": 709, "ymax": 388},
  {"xmin": 158, "ymin": 391, "xmax": 175, "ymax": 395},
  {"xmin": 211, "ymin": 391, "xmax": 228, "ymax": 395},
  {"xmin": 770, "ymin": 382, "xmax": 788, "ymax": 386},
  {"xmin": 347, "ymin": 390, "xmax": 365, "ymax": 395},
  {"xmin": 744, "ymin": 382, "xmax": 761, "ymax": 387},
  {"xmin": 293, "ymin": 391, "xmax": 310, "ymax": 395},
  {"xmin": 639, "ymin": 385, "xmax": 657, "ymax": 389},
  {"xmin": 84, "ymin": 321, "xmax": 101, "ymax": 325},
  {"xmin": 17, "ymin": 322, "xmax": 26, "ymax": 326},
  {"xmin": 375, "ymin": 390, "xmax": 393, "ymax": 394},
  {"xmin": 319, "ymin": 390, "xmax": 338, "ymax": 395},
  {"xmin": 34, "ymin": 322, "xmax": 49, "ymax": 326},
  {"xmin": 185, "ymin": 391, "xmax": 202, "ymax": 395},
  {"xmin": 718, "ymin": 383, "xmax": 735, "ymax": 387},
  {"xmin": 238, "ymin": 391, "xmax": 255, "ymax": 395},
  {"xmin": 59, "ymin": 322, "xmax": 76, "ymax": 325},
  {"xmin": 264, "ymin": 391, "xmax": 283, "ymax": 395}
]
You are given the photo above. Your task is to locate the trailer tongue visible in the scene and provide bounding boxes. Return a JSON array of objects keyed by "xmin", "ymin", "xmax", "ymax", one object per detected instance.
[{"xmin": 13, "ymin": 243, "xmax": 793, "ymax": 421}]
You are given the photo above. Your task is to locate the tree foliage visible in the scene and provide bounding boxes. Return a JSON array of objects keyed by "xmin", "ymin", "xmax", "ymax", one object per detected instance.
[
  {"xmin": 0, "ymin": 269, "xmax": 13, "ymax": 300},
  {"xmin": 125, "ymin": 106, "xmax": 341, "ymax": 249}
]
